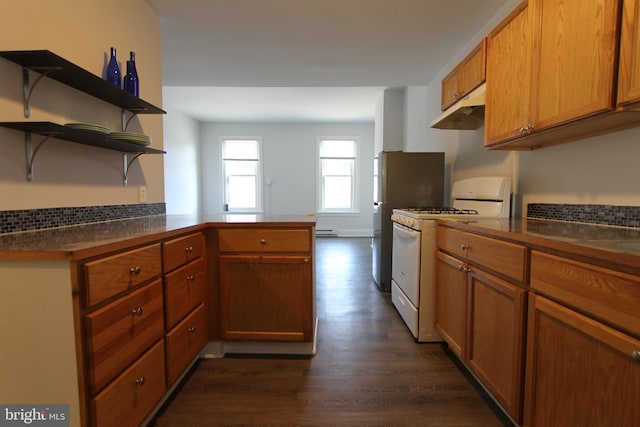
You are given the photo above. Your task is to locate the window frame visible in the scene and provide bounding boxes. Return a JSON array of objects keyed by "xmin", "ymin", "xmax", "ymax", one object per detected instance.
[
  {"xmin": 316, "ymin": 137, "xmax": 360, "ymax": 214},
  {"xmin": 220, "ymin": 137, "xmax": 264, "ymax": 214}
]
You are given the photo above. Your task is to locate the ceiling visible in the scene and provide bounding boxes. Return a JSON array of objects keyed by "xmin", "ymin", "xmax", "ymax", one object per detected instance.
[{"xmin": 148, "ymin": 0, "xmax": 510, "ymax": 122}]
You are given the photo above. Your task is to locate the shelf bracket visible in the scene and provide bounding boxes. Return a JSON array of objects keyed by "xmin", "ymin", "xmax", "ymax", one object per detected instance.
[
  {"xmin": 25, "ymin": 132, "xmax": 56, "ymax": 181},
  {"xmin": 23, "ymin": 66, "xmax": 62, "ymax": 118},
  {"xmin": 122, "ymin": 109, "xmax": 141, "ymax": 132},
  {"xmin": 123, "ymin": 152, "xmax": 143, "ymax": 186}
]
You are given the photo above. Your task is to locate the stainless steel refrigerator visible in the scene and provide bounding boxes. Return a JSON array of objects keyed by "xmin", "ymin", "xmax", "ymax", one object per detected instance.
[{"xmin": 372, "ymin": 151, "xmax": 444, "ymax": 291}]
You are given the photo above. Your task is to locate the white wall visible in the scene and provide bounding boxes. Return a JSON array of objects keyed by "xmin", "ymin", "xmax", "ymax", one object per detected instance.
[
  {"xmin": 163, "ymin": 104, "xmax": 201, "ymax": 214},
  {"xmin": 0, "ymin": 0, "xmax": 164, "ymax": 210},
  {"xmin": 200, "ymin": 122, "xmax": 375, "ymax": 236},
  {"xmin": 374, "ymin": 88, "xmax": 405, "ymax": 154}
]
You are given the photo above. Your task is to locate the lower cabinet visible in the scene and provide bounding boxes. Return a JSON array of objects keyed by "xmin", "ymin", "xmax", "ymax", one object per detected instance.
[
  {"xmin": 435, "ymin": 225, "xmax": 527, "ymax": 423},
  {"xmin": 524, "ymin": 294, "xmax": 640, "ymax": 427},
  {"xmin": 524, "ymin": 250, "xmax": 640, "ymax": 427},
  {"xmin": 90, "ymin": 341, "xmax": 166, "ymax": 427},
  {"xmin": 219, "ymin": 255, "xmax": 313, "ymax": 341},
  {"xmin": 435, "ymin": 251, "xmax": 467, "ymax": 358},
  {"xmin": 165, "ymin": 303, "xmax": 208, "ymax": 386},
  {"xmin": 467, "ymin": 268, "xmax": 526, "ymax": 422},
  {"xmin": 217, "ymin": 227, "xmax": 315, "ymax": 343}
]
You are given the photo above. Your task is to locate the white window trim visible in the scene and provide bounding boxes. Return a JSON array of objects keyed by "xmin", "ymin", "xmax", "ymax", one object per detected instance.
[
  {"xmin": 220, "ymin": 136, "xmax": 264, "ymax": 214},
  {"xmin": 316, "ymin": 136, "xmax": 360, "ymax": 214}
]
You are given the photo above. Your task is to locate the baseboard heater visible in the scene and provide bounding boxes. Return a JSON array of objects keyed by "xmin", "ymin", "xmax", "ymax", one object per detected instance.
[{"xmin": 315, "ymin": 228, "xmax": 338, "ymax": 237}]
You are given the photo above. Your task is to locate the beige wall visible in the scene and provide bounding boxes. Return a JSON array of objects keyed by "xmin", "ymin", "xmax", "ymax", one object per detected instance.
[{"xmin": 0, "ymin": 0, "xmax": 164, "ymax": 210}]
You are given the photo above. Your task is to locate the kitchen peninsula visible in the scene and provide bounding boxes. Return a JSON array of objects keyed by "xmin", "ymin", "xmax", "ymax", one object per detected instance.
[{"xmin": 0, "ymin": 214, "xmax": 316, "ymax": 427}]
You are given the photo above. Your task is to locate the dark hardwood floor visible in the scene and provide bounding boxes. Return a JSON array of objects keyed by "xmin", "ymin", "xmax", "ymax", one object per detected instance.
[{"xmin": 151, "ymin": 237, "xmax": 511, "ymax": 426}]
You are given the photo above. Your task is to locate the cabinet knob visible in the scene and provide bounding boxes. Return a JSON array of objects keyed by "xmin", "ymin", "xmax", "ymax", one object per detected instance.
[
  {"xmin": 130, "ymin": 266, "xmax": 142, "ymax": 275},
  {"xmin": 187, "ymin": 274, "xmax": 195, "ymax": 281},
  {"xmin": 260, "ymin": 239, "xmax": 267, "ymax": 245},
  {"xmin": 632, "ymin": 350, "xmax": 640, "ymax": 363},
  {"xmin": 460, "ymin": 244, "xmax": 469, "ymax": 251},
  {"xmin": 185, "ymin": 246, "xmax": 193, "ymax": 253},
  {"xmin": 304, "ymin": 258, "xmax": 310, "ymax": 263},
  {"xmin": 188, "ymin": 327, "xmax": 196, "ymax": 334},
  {"xmin": 135, "ymin": 377, "xmax": 146, "ymax": 386},
  {"xmin": 132, "ymin": 307, "xmax": 143, "ymax": 316}
]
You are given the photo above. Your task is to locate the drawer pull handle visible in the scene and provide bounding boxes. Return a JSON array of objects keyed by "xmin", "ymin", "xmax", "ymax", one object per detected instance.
[
  {"xmin": 460, "ymin": 244, "xmax": 469, "ymax": 251},
  {"xmin": 632, "ymin": 351, "xmax": 640, "ymax": 363},
  {"xmin": 187, "ymin": 274, "xmax": 195, "ymax": 281},
  {"xmin": 260, "ymin": 239, "xmax": 267, "ymax": 245},
  {"xmin": 185, "ymin": 246, "xmax": 193, "ymax": 253},
  {"xmin": 132, "ymin": 307, "xmax": 143, "ymax": 316},
  {"xmin": 130, "ymin": 266, "xmax": 142, "ymax": 275},
  {"xmin": 188, "ymin": 327, "xmax": 196, "ymax": 334},
  {"xmin": 457, "ymin": 265, "xmax": 470, "ymax": 273},
  {"xmin": 135, "ymin": 377, "xmax": 145, "ymax": 386}
]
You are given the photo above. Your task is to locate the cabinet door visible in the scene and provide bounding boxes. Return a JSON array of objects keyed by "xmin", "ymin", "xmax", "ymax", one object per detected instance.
[
  {"xmin": 618, "ymin": 0, "xmax": 640, "ymax": 106},
  {"xmin": 531, "ymin": 0, "xmax": 619, "ymax": 129},
  {"xmin": 484, "ymin": 3, "xmax": 532, "ymax": 146},
  {"xmin": 524, "ymin": 295, "xmax": 640, "ymax": 427},
  {"xmin": 460, "ymin": 39, "xmax": 487, "ymax": 97},
  {"xmin": 441, "ymin": 67, "xmax": 461, "ymax": 110},
  {"xmin": 467, "ymin": 269, "xmax": 526, "ymax": 423},
  {"xmin": 219, "ymin": 255, "xmax": 313, "ymax": 342},
  {"xmin": 435, "ymin": 251, "xmax": 467, "ymax": 359}
]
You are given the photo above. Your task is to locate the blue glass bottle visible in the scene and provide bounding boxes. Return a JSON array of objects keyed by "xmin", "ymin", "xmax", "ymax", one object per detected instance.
[
  {"xmin": 106, "ymin": 47, "xmax": 121, "ymax": 88},
  {"xmin": 123, "ymin": 51, "xmax": 139, "ymax": 97}
]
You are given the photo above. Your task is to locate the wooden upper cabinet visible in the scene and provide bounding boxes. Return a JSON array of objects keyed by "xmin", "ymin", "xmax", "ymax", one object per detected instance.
[
  {"xmin": 531, "ymin": 0, "xmax": 619, "ymax": 129},
  {"xmin": 618, "ymin": 0, "xmax": 640, "ymax": 107},
  {"xmin": 484, "ymin": 2, "xmax": 532, "ymax": 146},
  {"xmin": 441, "ymin": 39, "xmax": 487, "ymax": 110}
]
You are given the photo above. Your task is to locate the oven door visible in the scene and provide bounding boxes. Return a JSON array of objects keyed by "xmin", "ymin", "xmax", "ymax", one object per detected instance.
[{"xmin": 392, "ymin": 222, "xmax": 421, "ymax": 307}]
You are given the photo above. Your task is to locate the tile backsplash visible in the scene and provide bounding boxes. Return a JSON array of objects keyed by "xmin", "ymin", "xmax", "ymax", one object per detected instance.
[
  {"xmin": 0, "ymin": 203, "xmax": 166, "ymax": 234},
  {"xmin": 527, "ymin": 203, "xmax": 640, "ymax": 228}
]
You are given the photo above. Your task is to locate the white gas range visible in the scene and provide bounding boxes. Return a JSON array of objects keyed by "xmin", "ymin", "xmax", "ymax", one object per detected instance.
[{"xmin": 390, "ymin": 176, "xmax": 511, "ymax": 342}]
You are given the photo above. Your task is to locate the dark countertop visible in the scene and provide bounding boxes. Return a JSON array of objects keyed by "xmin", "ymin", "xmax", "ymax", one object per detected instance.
[
  {"xmin": 0, "ymin": 214, "xmax": 317, "ymax": 260},
  {"xmin": 440, "ymin": 217, "xmax": 640, "ymax": 273}
]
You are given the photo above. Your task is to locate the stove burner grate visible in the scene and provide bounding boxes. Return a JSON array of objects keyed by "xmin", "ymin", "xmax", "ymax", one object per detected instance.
[{"xmin": 406, "ymin": 207, "xmax": 479, "ymax": 215}]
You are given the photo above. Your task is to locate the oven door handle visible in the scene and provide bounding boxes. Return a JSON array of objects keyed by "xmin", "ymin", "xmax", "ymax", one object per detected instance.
[{"xmin": 393, "ymin": 222, "xmax": 420, "ymax": 238}]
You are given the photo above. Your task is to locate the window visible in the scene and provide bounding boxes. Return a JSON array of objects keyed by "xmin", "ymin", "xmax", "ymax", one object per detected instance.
[
  {"xmin": 222, "ymin": 138, "xmax": 262, "ymax": 212},
  {"xmin": 318, "ymin": 138, "xmax": 358, "ymax": 212}
]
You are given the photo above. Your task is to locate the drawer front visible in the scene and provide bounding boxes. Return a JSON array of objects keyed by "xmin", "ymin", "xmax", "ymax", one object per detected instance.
[
  {"xmin": 164, "ymin": 257, "xmax": 207, "ymax": 329},
  {"xmin": 437, "ymin": 226, "xmax": 526, "ymax": 282},
  {"xmin": 91, "ymin": 340, "xmax": 166, "ymax": 427},
  {"xmin": 163, "ymin": 232, "xmax": 205, "ymax": 273},
  {"xmin": 85, "ymin": 280, "xmax": 165, "ymax": 394},
  {"xmin": 218, "ymin": 228, "xmax": 311, "ymax": 253},
  {"xmin": 165, "ymin": 303, "xmax": 208, "ymax": 386},
  {"xmin": 531, "ymin": 250, "xmax": 640, "ymax": 337},
  {"xmin": 84, "ymin": 243, "xmax": 161, "ymax": 307}
]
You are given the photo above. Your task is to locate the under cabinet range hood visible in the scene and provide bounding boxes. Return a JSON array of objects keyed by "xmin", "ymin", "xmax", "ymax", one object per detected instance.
[{"xmin": 430, "ymin": 83, "xmax": 486, "ymax": 130}]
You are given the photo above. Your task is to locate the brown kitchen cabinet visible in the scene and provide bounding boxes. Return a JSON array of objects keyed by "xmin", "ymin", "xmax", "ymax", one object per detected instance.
[
  {"xmin": 525, "ymin": 250, "xmax": 640, "ymax": 426},
  {"xmin": 467, "ymin": 268, "xmax": 526, "ymax": 423},
  {"xmin": 436, "ymin": 224, "xmax": 527, "ymax": 423},
  {"xmin": 80, "ymin": 244, "xmax": 167, "ymax": 426},
  {"xmin": 618, "ymin": 0, "xmax": 640, "ymax": 107},
  {"xmin": 435, "ymin": 250, "xmax": 468, "ymax": 359},
  {"xmin": 441, "ymin": 39, "xmax": 487, "ymax": 111},
  {"xmin": 485, "ymin": 0, "xmax": 624, "ymax": 149},
  {"xmin": 217, "ymin": 227, "xmax": 314, "ymax": 342},
  {"xmin": 90, "ymin": 341, "xmax": 166, "ymax": 427},
  {"xmin": 484, "ymin": 2, "xmax": 532, "ymax": 146},
  {"xmin": 524, "ymin": 294, "xmax": 640, "ymax": 427},
  {"xmin": 162, "ymin": 231, "xmax": 209, "ymax": 387}
]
